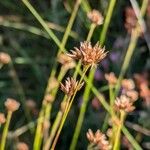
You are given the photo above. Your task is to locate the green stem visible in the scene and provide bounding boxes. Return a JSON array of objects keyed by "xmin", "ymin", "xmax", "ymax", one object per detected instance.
[
  {"xmin": 22, "ymin": 0, "xmax": 61, "ymax": 47},
  {"xmin": 43, "ymin": 112, "xmax": 63, "ymax": 150},
  {"xmin": 58, "ymin": 0, "xmax": 83, "ymax": 54},
  {"xmin": 99, "ymin": 0, "xmax": 117, "ymax": 45},
  {"xmin": 70, "ymin": 0, "xmax": 117, "ymax": 149},
  {"xmin": 86, "ymin": 24, "xmax": 96, "ymax": 42},
  {"xmin": 51, "ymin": 65, "xmax": 90, "ymax": 150},
  {"xmin": 113, "ymin": 111, "xmax": 125, "ymax": 150},
  {"xmin": 114, "ymin": 0, "xmax": 148, "ymax": 96},
  {"xmin": 0, "ymin": 111, "xmax": 12, "ymax": 150}
]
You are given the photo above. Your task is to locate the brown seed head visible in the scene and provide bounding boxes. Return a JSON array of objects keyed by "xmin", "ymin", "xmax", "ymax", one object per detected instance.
[
  {"xmin": 60, "ymin": 77, "xmax": 84, "ymax": 96},
  {"xmin": 68, "ymin": 42, "xmax": 108, "ymax": 67},
  {"xmin": 57, "ymin": 53, "xmax": 76, "ymax": 70},
  {"xmin": 122, "ymin": 79, "xmax": 135, "ymax": 91},
  {"xmin": 87, "ymin": 9, "xmax": 103, "ymax": 25},
  {"xmin": 0, "ymin": 52, "xmax": 11, "ymax": 64},
  {"xmin": 114, "ymin": 95, "xmax": 135, "ymax": 112},
  {"xmin": 5, "ymin": 98, "xmax": 20, "ymax": 112},
  {"xmin": 126, "ymin": 90, "xmax": 138, "ymax": 102},
  {"xmin": 47, "ymin": 77, "xmax": 59, "ymax": 92},
  {"xmin": 86, "ymin": 129, "xmax": 111, "ymax": 150},
  {"xmin": 0, "ymin": 113, "xmax": 6, "ymax": 124},
  {"xmin": 16, "ymin": 142, "xmax": 29, "ymax": 150},
  {"xmin": 105, "ymin": 72, "xmax": 117, "ymax": 85}
]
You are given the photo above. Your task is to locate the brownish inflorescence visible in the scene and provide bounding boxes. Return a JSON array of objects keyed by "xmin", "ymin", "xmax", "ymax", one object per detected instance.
[
  {"xmin": 0, "ymin": 113, "xmax": 6, "ymax": 124},
  {"xmin": 105, "ymin": 72, "xmax": 117, "ymax": 86},
  {"xmin": 5, "ymin": 98, "xmax": 20, "ymax": 112},
  {"xmin": 86, "ymin": 129, "xmax": 111, "ymax": 150},
  {"xmin": 0, "ymin": 52, "xmax": 11, "ymax": 64},
  {"xmin": 57, "ymin": 53, "xmax": 76, "ymax": 70},
  {"xmin": 68, "ymin": 42, "xmax": 108, "ymax": 67},
  {"xmin": 87, "ymin": 9, "xmax": 103, "ymax": 25},
  {"xmin": 114, "ymin": 95, "xmax": 135, "ymax": 113},
  {"xmin": 16, "ymin": 142, "xmax": 29, "ymax": 150},
  {"xmin": 60, "ymin": 77, "xmax": 84, "ymax": 96}
]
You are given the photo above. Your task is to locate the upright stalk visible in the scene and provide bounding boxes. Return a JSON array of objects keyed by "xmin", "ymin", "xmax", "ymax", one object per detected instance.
[
  {"xmin": 113, "ymin": 111, "xmax": 125, "ymax": 150},
  {"xmin": 70, "ymin": 0, "xmax": 117, "ymax": 149},
  {"xmin": 51, "ymin": 65, "xmax": 90, "ymax": 150},
  {"xmin": 0, "ymin": 111, "xmax": 12, "ymax": 150}
]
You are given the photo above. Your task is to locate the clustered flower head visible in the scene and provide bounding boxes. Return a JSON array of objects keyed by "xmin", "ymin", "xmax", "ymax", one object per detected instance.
[
  {"xmin": 5, "ymin": 98, "xmax": 20, "ymax": 112},
  {"xmin": 68, "ymin": 42, "xmax": 108, "ymax": 67},
  {"xmin": 0, "ymin": 52, "xmax": 11, "ymax": 64},
  {"xmin": 122, "ymin": 79, "xmax": 135, "ymax": 91},
  {"xmin": 0, "ymin": 113, "xmax": 6, "ymax": 124},
  {"xmin": 16, "ymin": 142, "xmax": 29, "ymax": 150},
  {"xmin": 60, "ymin": 77, "xmax": 84, "ymax": 96},
  {"xmin": 114, "ymin": 95, "xmax": 135, "ymax": 113},
  {"xmin": 86, "ymin": 129, "xmax": 111, "ymax": 150},
  {"xmin": 87, "ymin": 9, "xmax": 103, "ymax": 25},
  {"xmin": 105, "ymin": 72, "xmax": 117, "ymax": 85},
  {"xmin": 57, "ymin": 53, "xmax": 76, "ymax": 70}
]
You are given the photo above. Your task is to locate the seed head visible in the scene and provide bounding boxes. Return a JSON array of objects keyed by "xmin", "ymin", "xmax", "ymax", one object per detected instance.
[
  {"xmin": 87, "ymin": 10, "xmax": 103, "ymax": 25},
  {"xmin": 60, "ymin": 77, "xmax": 84, "ymax": 96},
  {"xmin": 43, "ymin": 94, "xmax": 54, "ymax": 104},
  {"xmin": 86, "ymin": 129, "xmax": 111, "ymax": 150},
  {"xmin": 16, "ymin": 142, "xmax": 29, "ymax": 150},
  {"xmin": 105, "ymin": 72, "xmax": 117, "ymax": 85},
  {"xmin": 0, "ymin": 52, "xmax": 11, "ymax": 64},
  {"xmin": 126, "ymin": 90, "xmax": 138, "ymax": 102},
  {"xmin": 122, "ymin": 79, "xmax": 135, "ymax": 91},
  {"xmin": 0, "ymin": 113, "xmax": 6, "ymax": 124},
  {"xmin": 5, "ymin": 98, "xmax": 20, "ymax": 112},
  {"xmin": 57, "ymin": 53, "xmax": 76, "ymax": 70},
  {"xmin": 68, "ymin": 42, "xmax": 108, "ymax": 67},
  {"xmin": 114, "ymin": 95, "xmax": 135, "ymax": 113}
]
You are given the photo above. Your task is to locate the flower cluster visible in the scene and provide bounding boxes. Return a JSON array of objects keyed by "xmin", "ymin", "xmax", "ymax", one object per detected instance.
[
  {"xmin": 0, "ymin": 52, "xmax": 11, "ymax": 64},
  {"xmin": 68, "ymin": 42, "xmax": 108, "ymax": 67},
  {"xmin": 60, "ymin": 77, "xmax": 84, "ymax": 96},
  {"xmin": 87, "ymin": 9, "xmax": 103, "ymax": 25},
  {"xmin": 5, "ymin": 98, "xmax": 20, "ymax": 112},
  {"xmin": 105, "ymin": 72, "xmax": 117, "ymax": 85},
  {"xmin": 114, "ymin": 95, "xmax": 135, "ymax": 113},
  {"xmin": 86, "ymin": 129, "xmax": 111, "ymax": 150},
  {"xmin": 57, "ymin": 53, "xmax": 76, "ymax": 70},
  {"xmin": 0, "ymin": 113, "xmax": 6, "ymax": 124}
]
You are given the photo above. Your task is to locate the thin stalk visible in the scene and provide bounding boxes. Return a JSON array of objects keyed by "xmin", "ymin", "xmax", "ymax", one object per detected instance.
[
  {"xmin": 0, "ymin": 111, "xmax": 12, "ymax": 150},
  {"xmin": 99, "ymin": 0, "xmax": 117, "ymax": 45},
  {"xmin": 22, "ymin": 0, "xmax": 61, "ymax": 47},
  {"xmin": 70, "ymin": 0, "xmax": 117, "ymax": 148},
  {"xmin": 58, "ymin": 0, "xmax": 83, "ymax": 54},
  {"xmin": 51, "ymin": 65, "xmax": 90, "ymax": 150},
  {"xmin": 43, "ymin": 112, "xmax": 63, "ymax": 150},
  {"xmin": 86, "ymin": 24, "xmax": 96, "ymax": 42},
  {"xmin": 9, "ymin": 62, "xmax": 32, "ymax": 123},
  {"xmin": 113, "ymin": 111, "xmax": 125, "ymax": 150},
  {"xmin": 114, "ymin": 0, "xmax": 148, "ymax": 96},
  {"xmin": 33, "ymin": 106, "xmax": 45, "ymax": 150}
]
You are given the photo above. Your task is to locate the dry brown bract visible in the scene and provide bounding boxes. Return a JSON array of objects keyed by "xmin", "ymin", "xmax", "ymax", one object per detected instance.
[
  {"xmin": 105, "ymin": 72, "xmax": 117, "ymax": 85},
  {"xmin": 68, "ymin": 42, "xmax": 108, "ymax": 67},
  {"xmin": 16, "ymin": 142, "xmax": 29, "ymax": 150},
  {"xmin": 5, "ymin": 98, "xmax": 20, "ymax": 112},
  {"xmin": 60, "ymin": 77, "xmax": 84, "ymax": 96},
  {"xmin": 86, "ymin": 129, "xmax": 111, "ymax": 150},
  {"xmin": 57, "ymin": 53, "xmax": 76, "ymax": 70},
  {"xmin": 0, "ymin": 113, "xmax": 6, "ymax": 124},
  {"xmin": 0, "ymin": 52, "xmax": 11, "ymax": 64},
  {"xmin": 87, "ymin": 10, "xmax": 103, "ymax": 25},
  {"xmin": 114, "ymin": 95, "xmax": 135, "ymax": 113}
]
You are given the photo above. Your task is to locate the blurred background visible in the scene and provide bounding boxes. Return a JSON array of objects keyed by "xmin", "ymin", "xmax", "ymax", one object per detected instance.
[{"xmin": 0, "ymin": 0, "xmax": 149, "ymax": 149}]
